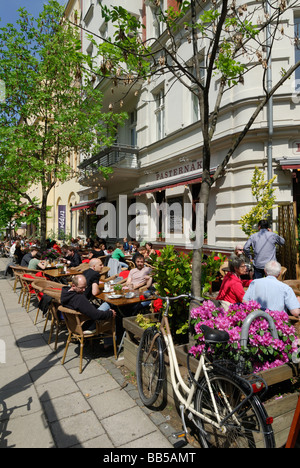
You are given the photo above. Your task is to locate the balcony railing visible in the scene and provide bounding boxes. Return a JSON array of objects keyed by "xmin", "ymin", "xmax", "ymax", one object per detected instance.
[{"xmin": 79, "ymin": 144, "xmax": 139, "ymax": 183}]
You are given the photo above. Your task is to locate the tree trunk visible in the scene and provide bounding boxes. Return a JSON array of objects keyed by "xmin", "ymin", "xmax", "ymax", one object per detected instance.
[
  {"xmin": 191, "ymin": 175, "xmax": 211, "ymax": 301},
  {"xmin": 40, "ymin": 191, "xmax": 48, "ymax": 251}
]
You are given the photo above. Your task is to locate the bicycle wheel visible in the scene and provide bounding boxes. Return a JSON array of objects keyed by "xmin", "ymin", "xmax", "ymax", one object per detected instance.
[
  {"xmin": 194, "ymin": 373, "xmax": 275, "ymax": 448},
  {"xmin": 136, "ymin": 327, "xmax": 165, "ymax": 406}
]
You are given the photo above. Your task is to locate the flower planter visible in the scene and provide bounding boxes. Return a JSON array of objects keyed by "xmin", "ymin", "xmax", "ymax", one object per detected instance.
[{"xmin": 123, "ymin": 315, "xmax": 300, "ymax": 448}]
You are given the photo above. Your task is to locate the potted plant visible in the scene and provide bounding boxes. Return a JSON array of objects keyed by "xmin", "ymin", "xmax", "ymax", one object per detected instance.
[
  {"xmin": 157, "ymin": 232, "xmax": 165, "ymax": 241},
  {"xmin": 113, "ymin": 284, "xmax": 123, "ymax": 294},
  {"xmin": 201, "ymin": 251, "xmax": 227, "ymax": 297},
  {"xmin": 190, "ymin": 300, "xmax": 298, "ymax": 374},
  {"xmin": 150, "ymin": 245, "xmax": 193, "ymax": 342}
]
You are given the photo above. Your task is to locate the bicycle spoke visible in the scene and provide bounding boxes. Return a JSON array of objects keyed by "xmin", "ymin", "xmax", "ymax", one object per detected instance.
[{"xmin": 194, "ymin": 374, "xmax": 273, "ymax": 448}]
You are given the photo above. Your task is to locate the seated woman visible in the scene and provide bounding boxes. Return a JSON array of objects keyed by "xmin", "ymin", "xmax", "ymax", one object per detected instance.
[
  {"xmin": 111, "ymin": 242, "xmax": 128, "ymax": 269},
  {"xmin": 28, "ymin": 251, "xmax": 47, "ymax": 270},
  {"xmin": 216, "ymin": 255, "xmax": 252, "ymax": 311},
  {"xmin": 88, "ymin": 241, "xmax": 104, "ymax": 259},
  {"xmin": 145, "ymin": 242, "xmax": 156, "ymax": 258}
]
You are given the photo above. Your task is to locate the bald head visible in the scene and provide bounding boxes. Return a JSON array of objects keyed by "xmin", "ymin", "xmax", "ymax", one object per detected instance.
[
  {"xmin": 71, "ymin": 274, "xmax": 87, "ymax": 293},
  {"xmin": 89, "ymin": 258, "xmax": 103, "ymax": 272}
]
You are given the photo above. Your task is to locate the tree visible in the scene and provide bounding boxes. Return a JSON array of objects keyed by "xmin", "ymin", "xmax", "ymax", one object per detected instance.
[
  {"xmin": 238, "ymin": 167, "xmax": 277, "ymax": 237},
  {"xmin": 0, "ymin": 0, "xmax": 127, "ymax": 248},
  {"xmin": 74, "ymin": 0, "xmax": 300, "ymax": 296}
]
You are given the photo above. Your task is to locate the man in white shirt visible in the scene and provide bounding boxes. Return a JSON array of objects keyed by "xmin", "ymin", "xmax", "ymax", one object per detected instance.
[
  {"xmin": 126, "ymin": 254, "xmax": 152, "ymax": 290},
  {"xmin": 243, "ymin": 260, "xmax": 300, "ymax": 317}
]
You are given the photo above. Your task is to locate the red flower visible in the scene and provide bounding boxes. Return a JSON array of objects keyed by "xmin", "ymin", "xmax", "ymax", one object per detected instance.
[{"xmin": 153, "ymin": 298, "xmax": 163, "ymax": 313}]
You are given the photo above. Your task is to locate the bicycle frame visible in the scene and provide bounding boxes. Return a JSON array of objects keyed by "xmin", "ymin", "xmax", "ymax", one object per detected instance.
[{"xmin": 158, "ymin": 298, "xmax": 232, "ymax": 433}]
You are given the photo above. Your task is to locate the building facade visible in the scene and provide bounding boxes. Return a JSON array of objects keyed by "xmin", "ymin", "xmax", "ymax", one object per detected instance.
[
  {"xmin": 25, "ymin": 0, "xmax": 300, "ymax": 252},
  {"xmin": 76, "ymin": 0, "xmax": 300, "ymax": 252}
]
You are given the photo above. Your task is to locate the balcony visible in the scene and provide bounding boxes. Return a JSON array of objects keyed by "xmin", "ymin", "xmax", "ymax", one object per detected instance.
[{"xmin": 78, "ymin": 144, "xmax": 139, "ymax": 187}]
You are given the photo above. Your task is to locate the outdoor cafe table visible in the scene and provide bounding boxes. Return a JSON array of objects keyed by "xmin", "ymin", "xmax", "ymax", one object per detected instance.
[
  {"xmin": 44, "ymin": 268, "xmax": 83, "ymax": 280},
  {"xmin": 96, "ymin": 291, "xmax": 154, "ymax": 356},
  {"xmin": 96, "ymin": 291, "xmax": 150, "ymax": 307}
]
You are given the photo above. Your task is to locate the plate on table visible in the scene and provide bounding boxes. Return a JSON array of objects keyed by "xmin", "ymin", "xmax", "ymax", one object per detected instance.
[
  {"xmin": 107, "ymin": 294, "xmax": 123, "ymax": 299},
  {"xmin": 125, "ymin": 292, "xmax": 135, "ymax": 299}
]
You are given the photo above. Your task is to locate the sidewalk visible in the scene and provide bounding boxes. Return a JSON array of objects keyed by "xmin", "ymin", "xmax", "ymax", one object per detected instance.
[{"xmin": 0, "ymin": 258, "xmax": 180, "ymax": 449}]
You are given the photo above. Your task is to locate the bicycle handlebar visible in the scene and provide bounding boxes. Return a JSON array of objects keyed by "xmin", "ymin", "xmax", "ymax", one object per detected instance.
[{"xmin": 156, "ymin": 293, "xmax": 204, "ymax": 303}]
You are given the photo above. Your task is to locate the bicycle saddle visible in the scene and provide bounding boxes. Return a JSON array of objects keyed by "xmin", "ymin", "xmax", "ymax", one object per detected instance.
[{"xmin": 200, "ymin": 325, "xmax": 230, "ymax": 343}]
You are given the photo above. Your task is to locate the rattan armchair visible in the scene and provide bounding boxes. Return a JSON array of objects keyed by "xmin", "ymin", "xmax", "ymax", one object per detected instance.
[{"xmin": 58, "ymin": 306, "xmax": 116, "ymax": 373}]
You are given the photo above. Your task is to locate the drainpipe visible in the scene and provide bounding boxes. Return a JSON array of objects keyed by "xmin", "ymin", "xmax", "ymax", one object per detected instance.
[{"xmin": 266, "ymin": 0, "xmax": 273, "ymax": 225}]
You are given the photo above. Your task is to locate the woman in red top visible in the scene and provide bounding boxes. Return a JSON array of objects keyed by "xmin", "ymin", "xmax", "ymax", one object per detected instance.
[{"xmin": 217, "ymin": 255, "xmax": 252, "ymax": 310}]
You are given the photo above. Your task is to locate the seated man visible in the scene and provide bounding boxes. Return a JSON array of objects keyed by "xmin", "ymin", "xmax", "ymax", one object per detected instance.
[
  {"xmin": 60, "ymin": 275, "xmax": 116, "ymax": 334},
  {"xmin": 123, "ymin": 254, "xmax": 153, "ymax": 316},
  {"xmin": 125, "ymin": 254, "xmax": 152, "ymax": 290},
  {"xmin": 83, "ymin": 257, "xmax": 114, "ymax": 315},
  {"xmin": 21, "ymin": 247, "xmax": 39, "ymax": 267},
  {"xmin": 243, "ymin": 260, "xmax": 300, "ymax": 317},
  {"xmin": 64, "ymin": 246, "xmax": 82, "ymax": 268},
  {"xmin": 83, "ymin": 258, "xmax": 104, "ymax": 300}
]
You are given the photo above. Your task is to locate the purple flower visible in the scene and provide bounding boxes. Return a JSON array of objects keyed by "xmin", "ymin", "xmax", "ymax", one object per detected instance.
[{"xmin": 190, "ymin": 301, "xmax": 298, "ymax": 372}]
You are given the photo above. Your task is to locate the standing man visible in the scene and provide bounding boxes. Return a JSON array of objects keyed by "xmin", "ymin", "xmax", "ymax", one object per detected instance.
[{"xmin": 243, "ymin": 219, "xmax": 285, "ymax": 279}]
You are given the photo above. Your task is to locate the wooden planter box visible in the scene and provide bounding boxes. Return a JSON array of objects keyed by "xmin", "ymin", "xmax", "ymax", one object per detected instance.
[{"xmin": 123, "ymin": 315, "xmax": 300, "ymax": 448}]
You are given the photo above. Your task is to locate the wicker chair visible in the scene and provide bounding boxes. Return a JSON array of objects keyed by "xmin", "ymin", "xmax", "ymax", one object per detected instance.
[
  {"xmin": 71, "ymin": 263, "xmax": 90, "ymax": 273},
  {"xmin": 59, "ymin": 306, "xmax": 116, "ymax": 373},
  {"xmin": 283, "ymin": 280, "xmax": 300, "ymax": 295},
  {"xmin": 10, "ymin": 265, "xmax": 25, "ymax": 293},
  {"xmin": 32, "ymin": 281, "xmax": 64, "ymax": 328},
  {"xmin": 20, "ymin": 275, "xmax": 41, "ymax": 313},
  {"xmin": 45, "ymin": 293, "xmax": 64, "ymax": 350},
  {"xmin": 277, "ymin": 266, "xmax": 287, "ymax": 282}
]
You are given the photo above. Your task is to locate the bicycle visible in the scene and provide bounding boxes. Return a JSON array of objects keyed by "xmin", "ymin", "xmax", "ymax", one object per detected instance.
[{"xmin": 136, "ymin": 294, "xmax": 275, "ymax": 448}]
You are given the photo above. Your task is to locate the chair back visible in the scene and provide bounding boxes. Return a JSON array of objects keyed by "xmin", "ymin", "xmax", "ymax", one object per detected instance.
[
  {"xmin": 278, "ymin": 266, "xmax": 287, "ymax": 282},
  {"xmin": 58, "ymin": 306, "xmax": 91, "ymax": 337},
  {"xmin": 32, "ymin": 279, "xmax": 64, "ymax": 291},
  {"xmin": 126, "ymin": 260, "xmax": 135, "ymax": 270},
  {"xmin": 71, "ymin": 263, "xmax": 90, "ymax": 273},
  {"xmin": 283, "ymin": 279, "xmax": 300, "ymax": 295},
  {"xmin": 99, "ymin": 266, "xmax": 110, "ymax": 280},
  {"xmin": 107, "ymin": 258, "xmax": 122, "ymax": 276}
]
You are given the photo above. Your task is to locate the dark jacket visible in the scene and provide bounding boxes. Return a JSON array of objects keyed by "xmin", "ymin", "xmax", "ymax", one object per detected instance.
[
  {"xmin": 66, "ymin": 252, "xmax": 82, "ymax": 268},
  {"xmin": 21, "ymin": 253, "xmax": 32, "ymax": 267},
  {"xmin": 60, "ymin": 287, "xmax": 112, "ymax": 321},
  {"xmin": 83, "ymin": 268, "xmax": 100, "ymax": 300}
]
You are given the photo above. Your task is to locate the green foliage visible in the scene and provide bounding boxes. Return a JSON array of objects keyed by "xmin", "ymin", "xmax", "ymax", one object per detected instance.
[
  {"xmin": 238, "ymin": 167, "xmax": 277, "ymax": 236},
  {"xmin": 151, "ymin": 245, "xmax": 192, "ymax": 339},
  {"xmin": 201, "ymin": 251, "xmax": 227, "ymax": 297},
  {"xmin": 0, "ymin": 0, "xmax": 127, "ymax": 245},
  {"xmin": 135, "ymin": 314, "xmax": 159, "ymax": 330}
]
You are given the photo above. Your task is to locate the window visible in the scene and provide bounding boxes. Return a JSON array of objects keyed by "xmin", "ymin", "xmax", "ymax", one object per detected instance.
[
  {"xmin": 152, "ymin": 0, "xmax": 164, "ymax": 38},
  {"xmin": 167, "ymin": 196, "xmax": 183, "ymax": 234},
  {"xmin": 154, "ymin": 88, "xmax": 165, "ymax": 140},
  {"xmin": 190, "ymin": 61, "xmax": 205, "ymax": 123},
  {"xmin": 130, "ymin": 111, "xmax": 137, "ymax": 147},
  {"xmin": 99, "ymin": 21, "xmax": 107, "ymax": 40}
]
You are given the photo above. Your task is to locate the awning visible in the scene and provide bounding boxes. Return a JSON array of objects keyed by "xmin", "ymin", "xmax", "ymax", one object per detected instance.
[
  {"xmin": 133, "ymin": 171, "xmax": 215, "ymax": 196},
  {"xmin": 276, "ymin": 157, "xmax": 300, "ymax": 170},
  {"xmin": 71, "ymin": 199, "xmax": 100, "ymax": 212},
  {"xmin": 134, "ymin": 177, "xmax": 203, "ymax": 196}
]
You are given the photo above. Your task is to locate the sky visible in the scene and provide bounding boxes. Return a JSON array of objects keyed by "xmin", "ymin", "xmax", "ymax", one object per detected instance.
[{"xmin": 0, "ymin": 0, "xmax": 67, "ymax": 27}]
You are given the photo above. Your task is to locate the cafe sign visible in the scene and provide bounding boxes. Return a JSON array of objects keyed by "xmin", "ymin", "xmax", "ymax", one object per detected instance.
[
  {"xmin": 58, "ymin": 205, "xmax": 66, "ymax": 238},
  {"xmin": 156, "ymin": 159, "xmax": 202, "ymax": 181}
]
